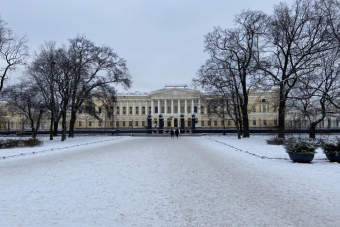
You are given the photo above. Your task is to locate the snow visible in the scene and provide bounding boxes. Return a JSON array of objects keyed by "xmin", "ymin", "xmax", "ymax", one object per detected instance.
[
  {"xmin": 0, "ymin": 134, "xmax": 339, "ymax": 226},
  {"xmin": 207, "ymin": 134, "xmax": 329, "ymax": 160},
  {"xmin": 0, "ymin": 136, "xmax": 122, "ymax": 159}
]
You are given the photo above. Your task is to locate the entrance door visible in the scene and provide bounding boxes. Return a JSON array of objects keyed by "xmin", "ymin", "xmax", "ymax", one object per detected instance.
[{"xmin": 174, "ymin": 118, "xmax": 178, "ymax": 127}]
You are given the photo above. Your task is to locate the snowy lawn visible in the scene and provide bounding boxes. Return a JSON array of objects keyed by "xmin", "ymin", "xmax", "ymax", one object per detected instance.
[
  {"xmin": 0, "ymin": 136, "xmax": 122, "ymax": 159},
  {"xmin": 208, "ymin": 134, "xmax": 335, "ymax": 160},
  {"xmin": 0, "ymin": 135, "xmax": 339, "ymax": 226}
]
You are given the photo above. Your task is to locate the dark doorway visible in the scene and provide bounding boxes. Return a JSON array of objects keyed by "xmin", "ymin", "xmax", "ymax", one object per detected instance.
[{"xmin": 174, "ymin": 118, "xmax": 178, "ymax": 127}]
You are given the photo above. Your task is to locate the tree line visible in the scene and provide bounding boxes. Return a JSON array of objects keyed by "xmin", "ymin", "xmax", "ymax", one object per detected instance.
[
  {"xmin": 0, "ymin": 16, "xmax": 131, "ymax": 140},
  {"xmin": 194, "ymin": 0, "xmax": 340, "ymax": 138}
]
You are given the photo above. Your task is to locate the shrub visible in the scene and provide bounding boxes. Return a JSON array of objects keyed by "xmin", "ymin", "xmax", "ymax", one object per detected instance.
[
  {"xmin": 0, "ymin": 139, "xmax": 19, "ymax": 148},
  {"xmin": 23, "ymin": 138, "xmax": 43, "ymax": 147},
  {"xmin": 266, "ymin": 136, "xmax": 286, "ymax": 145},
  {"xmin": 284, "ymin": 138, "xmax": 316, "ymax": 154},
  {"xmin": 322, "ymin": 137, "xmax": 340, "ymax": 155},
  {"xmin": 0, "ymin": 138, "xmax": 43, "ymax": 149}
]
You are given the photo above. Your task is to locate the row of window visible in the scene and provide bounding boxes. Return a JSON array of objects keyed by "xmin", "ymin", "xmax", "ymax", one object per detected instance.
[
  {"xmin": 77, "ymin": 104, "xmax": 273, "ymax": 115},
  {"xmin": 116, "ymin": 106, "xmax": 204, "ymax": 115}
]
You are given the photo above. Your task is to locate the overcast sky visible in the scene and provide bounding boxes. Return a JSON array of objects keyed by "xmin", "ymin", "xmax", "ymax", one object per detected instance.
[{"xmin": 1, "ymin": 0, "xmax": 294, "ymax": 93}]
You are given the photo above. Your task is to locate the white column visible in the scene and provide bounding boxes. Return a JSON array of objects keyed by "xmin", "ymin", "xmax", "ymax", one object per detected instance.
[
  {"xmin": 145, "ymin": 101, "xmax": 148, "ymax": 115},
  {"xmin": 192, "ymin": 99, "xmax": 194, "ymax": 114},
  {"xmin": 120, "ymin": 101, "xmax": 122, "ymax": 116},
  {"xmin": 185, "ymin": 99, "xmax": 187, "ymax": 115},
  {"xmin": 165, "ymin": 99, "xmax": 167, "ymax": 114},
  {"xmin": 198, "ymin": 99, "xmax": 201, "ymax": 114},
  {"xmin": 178, "ymin": 100, "xmax": 180, "ymax": 114},
  {"xmin": 133, "ymin": 101, "xmax": 135, "ymax": 116},
  {"xmin": 158, "ymin": 100, "xmax": 160, "ymax": 114},
  {"xmin": 139, "ymin": 101, "xmax": 142, "ymax": 115},
  {"xmin": 151, "ymin": 100, "xmax": 154, "ymax": 115},
  {"xmin": 126, "ymin": 101, "xmax": 129, "ymax": 115},
  {"xmin": 171, "ymin": 99, "xmax": 174, "ymax": 114}
]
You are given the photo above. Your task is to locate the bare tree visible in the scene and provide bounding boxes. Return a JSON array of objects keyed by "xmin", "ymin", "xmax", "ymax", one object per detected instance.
[
  {"xmin": 320, "ymin": 0, "xmax": 340, "ymax": 45},
  {"xmin": 195, "ymin": 58, "xmax": 243, "ymax": 138},
  {"xmin": 257, "ymin": 0, "xmax": 334, "ymax": 138},
  {"xmin": 66, "ymin": 35, "xmax": 132, "ymax": 138},
  {"xmin": 203, "ymin": 10, "xmax": 269, "ymax": 137},
  {"xmin": 4, "ymin": 81, "xmax": 48, "ymax": 138},
  {"xmin": 288, "ymin": 49, "xmax": 340, "ymax": 138},
  {"xmin": 26, "ymin": 42, "xmax": 61, "ymax": 140},
  {"xmin": 0, "ymin": 16, "xmax": 28, "ymax": 92}
]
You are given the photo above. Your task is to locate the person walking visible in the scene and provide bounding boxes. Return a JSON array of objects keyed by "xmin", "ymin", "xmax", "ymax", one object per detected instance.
[
  {"xmin": 175, "ymin": 128, "xmax": 179, "ymax": 138},
  {"xmin": 170, "ymin": 129, "xmax": 174, "ymax": 138}
]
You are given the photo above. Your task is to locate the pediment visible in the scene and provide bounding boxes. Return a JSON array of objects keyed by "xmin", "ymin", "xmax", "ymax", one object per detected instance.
[{"xmin": 151, "ymin": 88, "xmax": 200, "ymax": 97}]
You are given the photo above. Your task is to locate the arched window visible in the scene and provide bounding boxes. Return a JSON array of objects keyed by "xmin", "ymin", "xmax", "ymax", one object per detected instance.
[
  {"xmin": 161, "ymin": 106, "xmax": 164, "ymax": 113},
  {"xmin": 129, "ymin": 107, "xmax": 132, "ymax": 114},
  {"xmin": 187, "ymin": 106, "xmax": 191, "ymax": 113},
  {"xmin": 167, "ymin": 106, "xmax": 171, "ymax": 113},
  {"xmin": 155, "ymin": 106, "xmax": 158, "ymax": 114},
  {"xmin": 181, "ymin": 105, "xmax": 184, "ymax": 113},
  {"xmin": 201, "ymin": 106, "xmax": 204, "ymax": 114},
  {"xmin": 142, "ymin": 106, "xmax": 145, "ymax": 115},
  {"xmin": 136, "ymin": 106, "xmax": 139, "ymax": 115},
  {"xmin": 116, "ymin": 106, "xmax": 120, "ymax": 114},
  {"xmin": 123, "ymin": 107, "xmax": 126, "ymax": 114},
  {"xmin": 148, "ymin": 106, "xmax": 151, "ymax": 114},
  {"xmin": 174, "ymin": 106, "xmax": 178, "ymax": 113},
  {"xmin": 194, "ymin": 106, "xmax": 197, "ymax": 113},
  {"xmin": 167, "ymin": 118, "xmax": 172, "ymax": 127}
]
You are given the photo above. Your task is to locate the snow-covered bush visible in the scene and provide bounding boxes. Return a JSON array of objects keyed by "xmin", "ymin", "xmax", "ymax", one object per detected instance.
[
  {"xmin": 266, "ymin": 136, "xmax": 286, "ymax": 145},
  {"xmin": 284, "ymin": 138, "xmax": 316, "ymax": 154},
  {"xmin": 0, "ymin": 138, "xmax": 43, "ymax": 149},
  {"xmin": 322, "ymin": 137, "xmax": 340, "ymax": 155}
]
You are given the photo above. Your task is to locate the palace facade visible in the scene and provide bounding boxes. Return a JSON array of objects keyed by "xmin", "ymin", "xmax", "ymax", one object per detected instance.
[
  {"xmin": 62, "ymin": 85, "xmax": 279, "ymax": 131},
  {"xmin": 1, "ymin": 85, "xmax": 339, "ymax": 132}
]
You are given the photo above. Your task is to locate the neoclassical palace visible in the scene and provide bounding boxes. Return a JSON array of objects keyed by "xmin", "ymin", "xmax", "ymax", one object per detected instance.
[
  {"xmin": 1, "ymin": 84, "xmax": 339, "ymax": 132},
  {"xmin": 75, "ymin": 84, "xmax": 278, "ymax": 130}
]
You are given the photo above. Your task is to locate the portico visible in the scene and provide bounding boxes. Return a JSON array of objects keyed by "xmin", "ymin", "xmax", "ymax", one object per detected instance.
[{"xmin": 115, "ymin": 85, "xmax": 202, "ymax": 128}]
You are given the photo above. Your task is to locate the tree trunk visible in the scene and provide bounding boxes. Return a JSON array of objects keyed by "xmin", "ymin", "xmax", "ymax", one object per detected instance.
[
  {"xmin": 31, "ymin": 127, "xmax": 37, "ymax": 139},
  {"xmin": 68, "ymin": 110, "xmax": 77, "ymax": 138},
  {"xmin": 235, "ymin": 119, "xmax": 241, "ymax": 139},
  {"xmin": 61, "ymin": 110, "xmax": 66, "ymax": 141},
  {"xmin": 242, "ymin": 107, "xmax": 250, "ymax": 137},
  {"xmin": 278, "ymin": 88, "xmax": 286, "ymax": 138},
  {"xmin": 53, "ymin": 121, "xmax": 58, "ymax": 136},
  {"xmin": 241, "ymin": 79, "xmax": 250, "ymax": 138},
  {"xmin": 309, "ymin": 122, "xmax": 317, "ymax": 139},
  {"xmin": 49, "ymin": 115, "xmax": 53, "ymax": 140}
]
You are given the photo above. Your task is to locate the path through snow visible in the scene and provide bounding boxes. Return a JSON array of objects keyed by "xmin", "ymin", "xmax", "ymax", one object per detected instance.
[{"xmin": 1, "ymin": 136, "xmax": 339, "ymax": 226}]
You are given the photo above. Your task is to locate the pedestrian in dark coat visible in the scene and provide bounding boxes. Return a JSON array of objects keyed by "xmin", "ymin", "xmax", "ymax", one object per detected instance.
[
  {"xmin": 175, "ymin": 128, "xmax": 179, "ymax": 138},
  {"xmin": 170, "ymin": 129, "xmax": 175, "ymax": 138}
]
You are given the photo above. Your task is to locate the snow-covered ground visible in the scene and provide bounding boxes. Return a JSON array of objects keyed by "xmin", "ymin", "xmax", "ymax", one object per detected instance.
[
  {"xmin": 0, "ymin": 134, "xmax": 339, "ymax": 226},
  {"xmin": 0, "ymin": 136, "xmax": 122, "ymax": 159}
]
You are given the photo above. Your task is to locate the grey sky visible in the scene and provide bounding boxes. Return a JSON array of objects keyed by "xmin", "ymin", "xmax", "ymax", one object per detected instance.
[{"xmin": 1, "ymin": 0, "xmax": 294, "ymax": 93}]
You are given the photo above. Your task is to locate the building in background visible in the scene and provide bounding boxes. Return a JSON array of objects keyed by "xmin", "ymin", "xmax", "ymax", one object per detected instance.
[{"xmin": 0, "ymin": 85, "xmax": 339, "ymax": 132}]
